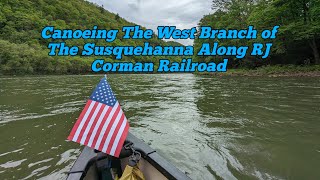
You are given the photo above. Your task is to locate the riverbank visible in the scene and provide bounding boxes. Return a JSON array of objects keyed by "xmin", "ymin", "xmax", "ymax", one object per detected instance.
[
  {"xmin": 1, "ymin": 65, "xmax": 320, "ymax": 77},
  {"xmin": 197, "ymin": 65, "xmax": 320, "ymax": 77}
]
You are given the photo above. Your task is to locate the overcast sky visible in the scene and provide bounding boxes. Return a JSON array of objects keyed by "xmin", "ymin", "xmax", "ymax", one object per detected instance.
[{"xmin": 88, "ymin": 0, "xmax": 212, "ymax": 45}]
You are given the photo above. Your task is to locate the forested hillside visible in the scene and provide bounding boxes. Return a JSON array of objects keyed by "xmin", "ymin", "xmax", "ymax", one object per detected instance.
[
  {"xmin": 0, "ymin": 0, "xmax": 182, "ymax": 75},
  {"xmin": 194, "ymin": 0, "xmax": 320, "ymax": 69}
]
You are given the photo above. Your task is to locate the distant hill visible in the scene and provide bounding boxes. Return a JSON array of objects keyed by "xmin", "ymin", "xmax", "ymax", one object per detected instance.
[
  {"xmin": 166, "ymin": 41, "xmax": 185, "ymax": 47},
  {"xmin": 0, "ymin": 0, "xmax": 181, "ymax": 74}
]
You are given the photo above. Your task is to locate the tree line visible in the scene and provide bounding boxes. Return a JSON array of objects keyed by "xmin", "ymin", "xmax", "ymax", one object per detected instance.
[
  {"xmin": 1, "ymin": 0, "xmax": 319, "ymax": 74},
  {"xmin": 194, "ymin": 0, "xmax": 320, "ymax": 68},
  {"xmin": 0, "ymin": 0, "xmax": 182, "ymax": 75}
]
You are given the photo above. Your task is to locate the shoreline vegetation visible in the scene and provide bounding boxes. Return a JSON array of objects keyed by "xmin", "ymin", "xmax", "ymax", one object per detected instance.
[
  {"xmin": 197, "ymin": 65, "xmax": 320, "ymax": 77},
  {"xmin": 0, "ymin": 0, "xmax": 183, "ymax": 75},
  {"xmin": 193, "ymin": 0, "xmax": 320, "ymax": 73},
  {"xmin": 0, "ymin": 0, "xmax": 319, "ymax": 76},
  {"xmin": 1, "ymin": 65, "xmax": 319, "ymax": 77}
]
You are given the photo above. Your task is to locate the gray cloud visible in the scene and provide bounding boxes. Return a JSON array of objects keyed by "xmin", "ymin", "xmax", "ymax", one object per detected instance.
[{"xmin": 88, "ymin": 0, "xmax": 212, "ymax": 45}]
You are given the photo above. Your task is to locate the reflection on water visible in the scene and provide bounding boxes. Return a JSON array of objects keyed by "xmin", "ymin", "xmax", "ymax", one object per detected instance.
[{"xmin": 0, "ymin": 74, "xmax": 319, "ymax": 179}]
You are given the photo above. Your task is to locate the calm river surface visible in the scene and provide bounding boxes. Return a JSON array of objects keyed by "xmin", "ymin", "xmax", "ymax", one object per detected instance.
[{"xmin": 0, "ymin": 74, "xmax": 319, "ymax": 180}]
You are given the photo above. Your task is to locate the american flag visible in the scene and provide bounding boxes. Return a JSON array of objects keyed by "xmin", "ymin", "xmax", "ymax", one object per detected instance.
[{"xmin": 68, "ymin": 77, "xmax": 129, "ymax": 157}]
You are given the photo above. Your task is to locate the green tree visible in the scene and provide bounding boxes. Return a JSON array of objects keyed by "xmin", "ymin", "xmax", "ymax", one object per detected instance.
[
  {"xmin": 0, "ymin": 0, "xmax": 182, "ymax": 75},
  {"xmin": 276, "ymin": 0, "xmax": 320, "ymax": 64}
]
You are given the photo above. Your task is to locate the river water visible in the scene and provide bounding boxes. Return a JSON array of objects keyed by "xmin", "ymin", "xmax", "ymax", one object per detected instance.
[{"xmin": 0, "ymin": 74, "xmax": 319, "ymax": 180}]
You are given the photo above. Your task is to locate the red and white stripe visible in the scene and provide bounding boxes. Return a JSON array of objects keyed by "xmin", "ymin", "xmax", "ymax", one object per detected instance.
[{"xmin": 68, "ymin": 100, "xmax": 129, "ymax": 157}]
